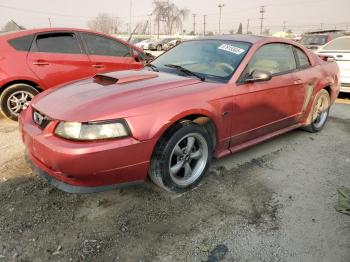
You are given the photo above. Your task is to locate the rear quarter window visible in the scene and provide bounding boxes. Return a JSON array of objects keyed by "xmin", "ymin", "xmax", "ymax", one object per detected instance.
[
  {"xmin": 294, "ymin": 47, "xmax": 311, "ymax": 69},
  {"xmin": 8, "ymin": 34, "xmax": 34, "ymax": 51}
]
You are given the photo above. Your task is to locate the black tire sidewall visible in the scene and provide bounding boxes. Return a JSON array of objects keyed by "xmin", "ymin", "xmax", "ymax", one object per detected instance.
[
  {"xmin": 156, "ymin": 123, "xmax": 213, "ymax": 192},
  {"xmin": 310, "ymin": 107, "xmax": 330, "ymax": 132},
  {"xmin": 308, "ymin": 90, "xmax": 331, "ymax": 132},
  {"xmin": 0, "ymin": 84, "xmax": 39, "ymax": 121}
]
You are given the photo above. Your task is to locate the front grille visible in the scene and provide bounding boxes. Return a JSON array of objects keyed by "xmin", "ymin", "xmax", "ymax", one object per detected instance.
[{"xmin": 32, "ymin": 110, "xmax": 51, "ymax": 129}]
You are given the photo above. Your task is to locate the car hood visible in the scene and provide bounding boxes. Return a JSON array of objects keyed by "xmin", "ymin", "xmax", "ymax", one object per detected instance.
[{"xmin": 32, "ymin": 69, "xmax": 202, "ymax": 122}]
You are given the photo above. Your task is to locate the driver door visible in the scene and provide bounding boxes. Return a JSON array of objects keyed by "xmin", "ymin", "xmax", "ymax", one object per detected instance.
[{"xmin": 230, "ymin": 43, "xmax": 304, "ymax": 146}]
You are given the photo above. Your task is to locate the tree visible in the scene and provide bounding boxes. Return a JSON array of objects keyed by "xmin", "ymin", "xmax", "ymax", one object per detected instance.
[
  {"xmin": 263, "ymin": 28, "xmax": 270, "ymax": 36},
  {"xmin": 87, "ymin": 13, "xmax": 121, "ymax": 34},
  {"xmin": 237, "ymin": 23, "xmax": 243, "ymax": 34},
  {"xmin": 207, "ymin": 31, "xmax": 214, "ymax": 36},
  {"xmin": 1, "ymin": 20, "xmax": 25, "ymax": 32},
  {"xmin": 287, "ymin": 29, "xmax": 293, "ymax": 34},
  {"xmin": 152, "ymin": 1, "xmax": 189, "ymax": 35},
  {"xmin": 229, "ymin": 29, "xmax": 234, "ymax": 35}
]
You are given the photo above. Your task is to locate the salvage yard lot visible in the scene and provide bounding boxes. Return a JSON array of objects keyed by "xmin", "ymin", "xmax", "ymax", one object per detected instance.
[{"xmin": 0, "ymin": 101, "xmax": 349, "ymax": 262}]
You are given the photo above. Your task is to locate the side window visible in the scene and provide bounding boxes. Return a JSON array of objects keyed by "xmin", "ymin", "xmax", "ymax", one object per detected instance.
[
  {"xmin": 246, "ymin": 43, "xmax": 296, "ymax": 75},
  {"xmin": 35, "ymin": 33, "xmax": 82, "ymax": 54},
  {"xmin": 135, "ymin": 50, "xmax": 146, "ymax": 60},
  {"xmin": 8, "ymin": 34, "xmax": 34, "ymax": 51},
  {"xmin": 294, "ymin": 47, "xmax": 310, "ymax": 69},
  {"xmin": 82, "ymin": 33, "xmax": 131, "ymax": 57}
]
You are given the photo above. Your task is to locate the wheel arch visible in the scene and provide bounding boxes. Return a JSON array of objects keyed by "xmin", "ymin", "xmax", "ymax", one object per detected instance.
[
  {"xmin": 151, "ymin": 112, "xmax": 218, "ymax": 156},
  {"xmin": 0, "ymin": 80, "xmax": 43, "ymax": 96}
]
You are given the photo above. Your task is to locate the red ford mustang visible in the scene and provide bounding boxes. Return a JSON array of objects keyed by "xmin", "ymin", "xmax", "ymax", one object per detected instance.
[
  {"xmin": 19, "ymin": 35, "xmax": 340, "ymax": 193},
  {"xmin": 0, "ymin": 28, "xmax": 147, "ymax": 120}
]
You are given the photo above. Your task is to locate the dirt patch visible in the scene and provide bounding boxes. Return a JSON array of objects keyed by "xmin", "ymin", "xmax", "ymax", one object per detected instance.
[
  {"xmin": 0, "ymin": 149, "xmax": 282, "ymax": 261},
  {"xmin": 0, "ymin": 105, "xmax": 350, "ymax": 261}
]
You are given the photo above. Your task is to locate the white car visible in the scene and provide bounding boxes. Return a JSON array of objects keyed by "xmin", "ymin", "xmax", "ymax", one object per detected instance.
[
  {"xmin": 134, "ymin": 39, "xmax": 154, "ymax": 50},
  {"xmin": 317, "ymin": 36, "xmax": 350, "ymax": 93}
]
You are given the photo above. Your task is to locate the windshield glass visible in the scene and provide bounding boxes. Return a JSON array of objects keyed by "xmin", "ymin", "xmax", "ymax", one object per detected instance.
[
  {"xmin": 322, "ymin": 37, "xmax": 350, "ymax": 51},
  {"xmin": 300, "ymin": 35, "xmax": 327, "ymax": 45},
  {"xmin": 152, "ymin": 40, "xmax": 251, "ymax": 82}
]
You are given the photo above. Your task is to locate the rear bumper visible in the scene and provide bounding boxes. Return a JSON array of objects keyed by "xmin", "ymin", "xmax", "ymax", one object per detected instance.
[{"xmin": 19, "ymin": 107, "xmax": 155, "ymax": 192}]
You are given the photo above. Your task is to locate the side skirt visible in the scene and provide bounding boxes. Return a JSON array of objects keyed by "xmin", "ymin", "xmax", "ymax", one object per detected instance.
[{"xmin": 217, "ymin": 123, "xmax": 303, "ymax": 158}]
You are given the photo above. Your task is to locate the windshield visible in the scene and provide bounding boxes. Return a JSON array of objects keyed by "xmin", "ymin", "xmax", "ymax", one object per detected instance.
[
  {"xmin": 300, "ymin": 35, "xmax": 327, "ymax": 45},
  {"xmin": 152, "ymin": 40, "xmax": 251, "ymax": 83},
  {"xmin": 321, "ymin": 37, "xmax": 350, "ymax": 51}
]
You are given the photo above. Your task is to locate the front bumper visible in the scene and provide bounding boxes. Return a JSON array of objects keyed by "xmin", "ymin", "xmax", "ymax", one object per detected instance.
[
  {"xmin": 25, "ymin": 154, "xmax": 143, "ymax": 193},
  {"xmin": 19, "ymin": 107, "xmax": 155, "ymax": 192}
]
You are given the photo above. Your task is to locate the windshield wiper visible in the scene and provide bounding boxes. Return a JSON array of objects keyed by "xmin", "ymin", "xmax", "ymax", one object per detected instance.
[
  {"xmin": 146, "ymin": 63, "xmax": 159, "ymax": 72},
  {"xmin": 164, "ymin": 64, "xmax": 205, "ymax": 81}
]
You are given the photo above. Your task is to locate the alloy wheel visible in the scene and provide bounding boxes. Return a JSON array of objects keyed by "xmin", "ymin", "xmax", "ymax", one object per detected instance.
[{"xmin": 168, "ymin": 133, "xmax": 209, "ymax": 187}]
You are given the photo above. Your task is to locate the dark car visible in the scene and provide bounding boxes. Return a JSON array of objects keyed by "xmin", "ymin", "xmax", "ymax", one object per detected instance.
[
  {"xmin": 0, "ymin": 28, "xmax": 147, "ymax": 120},
  {"xmin": 299, "ymin": 30, "xmax": 344, "ymax": 51}
]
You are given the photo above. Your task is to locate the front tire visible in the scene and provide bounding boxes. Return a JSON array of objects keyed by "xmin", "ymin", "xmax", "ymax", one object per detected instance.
[
  {"xmin": 149, "ymin": 122, "xmax": 213, "ymax": 192},
  {"xmin": 156, "ymin": 45, "xmax": 162, "ymax": 51},
  {"xmin": 0, "ymin": 84, "xmax": 39, "ymax": 121},
  {"xmin": 302, "ymin": 89, "xmax": 330, "ymax": 133}
]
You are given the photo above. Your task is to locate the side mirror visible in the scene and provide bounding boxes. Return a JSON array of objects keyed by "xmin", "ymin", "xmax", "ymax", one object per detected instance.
[
  {"xmin": 245, "ymin": 69, "xmax": 272, "ymax": 83},
  {"xmin": 133, "ymin": 50, "xmax": 140, "ymax": 62}
]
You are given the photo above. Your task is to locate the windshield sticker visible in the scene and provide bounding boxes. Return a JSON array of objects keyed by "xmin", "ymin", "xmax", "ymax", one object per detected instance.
[{"xmin": 218, "ymin": 44, "xmax": 245, "ymax": 55}]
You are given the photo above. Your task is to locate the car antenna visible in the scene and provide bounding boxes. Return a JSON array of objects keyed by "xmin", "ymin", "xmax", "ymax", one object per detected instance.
[{"xmin": 127, "ymin": 24, "xmax": 139, "ymax": 43}]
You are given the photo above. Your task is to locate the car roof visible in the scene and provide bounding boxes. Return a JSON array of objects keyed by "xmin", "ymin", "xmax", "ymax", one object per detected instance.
[{"xmin": 0, "ymin": 27, "xmax": 118, "ymax": 40}]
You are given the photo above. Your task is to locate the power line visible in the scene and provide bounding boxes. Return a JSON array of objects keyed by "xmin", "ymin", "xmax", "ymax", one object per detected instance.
[{"xmin": 203, "ymin": 15, "xmax": 207, "ymax": 35}]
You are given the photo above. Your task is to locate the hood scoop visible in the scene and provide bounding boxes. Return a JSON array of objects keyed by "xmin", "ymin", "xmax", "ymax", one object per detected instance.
[{"xmin": 93, "ymin": 70, "xmax": 158, "ymax": 85}]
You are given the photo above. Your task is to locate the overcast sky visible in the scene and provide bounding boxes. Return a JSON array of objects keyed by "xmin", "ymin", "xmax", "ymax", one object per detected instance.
[{"xmin": 0, "ymin": 0, "xmax": 349, "ymax": 34}]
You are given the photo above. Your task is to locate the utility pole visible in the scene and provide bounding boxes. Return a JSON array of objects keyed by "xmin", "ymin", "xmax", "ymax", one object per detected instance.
[
  {"xmin": 246, "ymin": 18, "xmax": 250, "ymax": 34},
  {"xmin": 48, "ymin": 17, "xmax": 52, "ymax": 28},
  {"xmin": 148, "ymin": 14, "xmax": 152, "ymax": 35},
  {"xmin": 218, "ymin": 4, "xmax": 225, "ymax": 34},
  {"xmin": 192, "ymin": 14, "xmax": 196, "ymax": 35},
  {"xmin": 129, "ymin": 0, "xmax": 132, "ymax": 34},
  {"xmin": 283, "ymin": 21, "xmax": 286, "ymax": 32},
  {"xmin": 259, "ymin": 6, "xmax": 265, "ymax": 35},
  {"xmin": 157, "ymin": 15, "xmax": 160, "ymax": 39},
  {"xmin": 203, "ymin": 15, "xmax": 207, "ymax": 36}
]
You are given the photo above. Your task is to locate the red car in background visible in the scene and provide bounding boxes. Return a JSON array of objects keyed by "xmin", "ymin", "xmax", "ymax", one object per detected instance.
[
  {"xmin": 20, "ymin": 35, "xmax": 340, "ymax": 193},
  {"xmin": 0, "ymin": 28, "xmax": 147, "ymax": 120}
]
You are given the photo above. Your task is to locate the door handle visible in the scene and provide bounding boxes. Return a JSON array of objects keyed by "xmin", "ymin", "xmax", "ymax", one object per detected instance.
[
  {"xmin": 33, "ymin": 60, "xmax": 49, "ymax": 66},
  {"xmin": 294, "ymin": 79, "xmax": 303, "ymax": 84},
  {"xmin": 92, "ymin": 64, "xmax": 105, "ymax": 69}
]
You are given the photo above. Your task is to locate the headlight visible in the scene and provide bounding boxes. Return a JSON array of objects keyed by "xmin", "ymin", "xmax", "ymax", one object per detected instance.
[{"xmin": 54, "ymin": 120, "xmax": 130, "ymax": 141}]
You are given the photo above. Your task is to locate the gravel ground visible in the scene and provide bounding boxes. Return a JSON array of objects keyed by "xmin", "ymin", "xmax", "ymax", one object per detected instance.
[{"xmin": 0, "ymin": 101, "xmax": 349, "ymax": 262}]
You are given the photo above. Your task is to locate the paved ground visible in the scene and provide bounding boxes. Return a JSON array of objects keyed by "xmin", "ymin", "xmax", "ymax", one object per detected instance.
[{"xmin": 0, "ymin": 100, "xmax": 349, "ymax": 262}]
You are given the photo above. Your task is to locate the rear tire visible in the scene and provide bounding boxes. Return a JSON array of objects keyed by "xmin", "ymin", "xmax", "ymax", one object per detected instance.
[
  {"xmin": 149, "ymin": 122, "xmax": 213, "ymax": 192},
  {"xmin": 0, "ymin": 84, "xmax": 39, "ymax": 121},
  {"xmin": 302, "ymin": 89, "xmax": 330, "ymax": 133}
]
